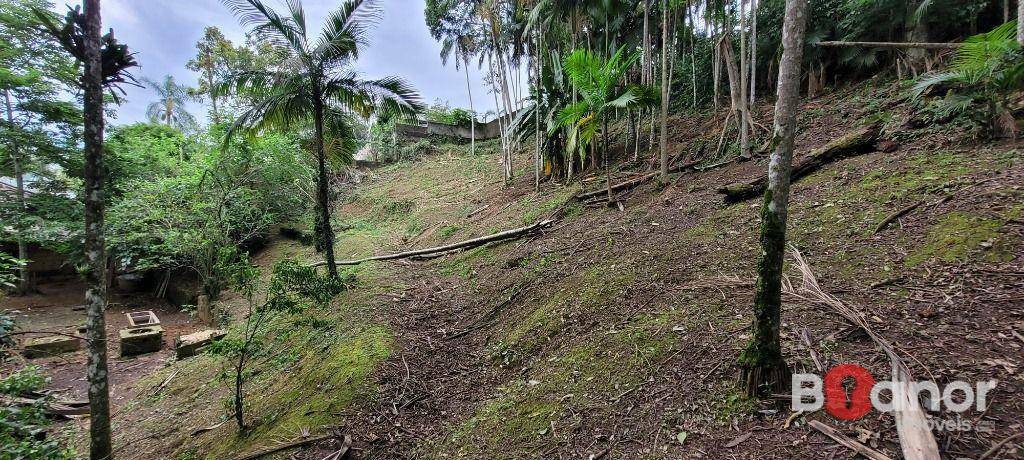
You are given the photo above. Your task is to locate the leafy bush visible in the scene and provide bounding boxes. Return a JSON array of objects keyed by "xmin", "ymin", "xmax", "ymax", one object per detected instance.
[
  {"xmin": 206, "ymin": 258, "xmax": 347, "ymax": 431},
  {"xmin": 105, "ymin": 130, "xmax": 314, "ymax": 298},
  {"xmin": 423, "ymin": 100, "xmax": 475, "ymax": 127},
  {"xmin": 0, "ymin": 365, "xmax": 75, "ymax": 459},
  {"xmin": 911, "ymin": 21, "xmax": 1023, "ymax": 137}
]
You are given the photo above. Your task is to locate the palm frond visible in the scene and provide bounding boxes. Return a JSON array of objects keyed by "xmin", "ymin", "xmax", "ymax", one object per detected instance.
[
  {"xmin": 313, "ymin": 0, "xmax": 381, "ymax": 64},
  {"xmin": 323, "ymin": 74, "xmax": 423, "ymax": 119},
  {"xmin": 221, "ymin": 0, "xmax": 307, "ymax": 55}
]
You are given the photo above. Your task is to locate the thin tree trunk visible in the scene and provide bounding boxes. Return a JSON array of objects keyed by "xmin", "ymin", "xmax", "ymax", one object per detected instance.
[
  {"xmin": 82, "ymin": 1, "xmax": 113, "ymax": 458},
  {"xmin": 750, "ymin": 0, "xmax": 758, "ymax": 105},
  {"xmin": 739, "ymin": 0, "xmax": 751, "ymax": 159},
  {"xmin": 207, "ymin": 68, "xmax": 219, "ymax": 125},
  {"xmin": 1019, "ymin": 0, "xmax": 1024, "ymax": 46},
  {"xmin": 689, "ymin": 2, "xmax": 697, "ymax": 109},
  {"xmin": 534, "ymin": 29, "xmax": 541, "ymax": 191},
  {"xmin": 739, "ymin": 0, "xmax": 809, "ymax": 399},
  {"xmin": 4, "ymin": 89, "xmax": 30, "ymax": 294},
  {"xmin": 312, "ymin": 94, "xmax": 339, "ymax": 279},
  {"xmin": 604, "ymin": 116, "xmax": 612, "ymax": 202},
  {"xmin": 234, "ymin": 355, "xmax": 245, "ymax": 430},
  {"xmin": 712, "ymin": 11, "xmax": 720, "ymax": 111},
  {"xmin": 463, "ymin": 52, "xmax": 475, "ymax": 155},
  {"xmin": 659, "ymin": 0, "xmax": 670, "ymax": 180},
  {"xmin": 643, "ymin": 0, "xmax": 651, "ymax": 85}
]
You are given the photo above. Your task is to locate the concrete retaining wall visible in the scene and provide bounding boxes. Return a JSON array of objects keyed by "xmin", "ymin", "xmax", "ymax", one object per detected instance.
[{"xmin": 395, "ymin": 115, "xmax": 513, "ymax": 141}]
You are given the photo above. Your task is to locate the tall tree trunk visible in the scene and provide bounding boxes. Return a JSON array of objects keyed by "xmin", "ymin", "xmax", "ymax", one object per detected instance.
[
  {"xmin": 643, "ymin": 0, "xmax": 651, "ymax": 85},
  {"xmin": 712, "ymin": 12, "xmax": 721, "ymax": 111},
  {"xmin": 463, "ymin": 52, "xmax": 475, "ymax": 155},
  {"xmin": 739, "ymin": 0, "xmax": 808, "ymax": 399},
  {"xmin": 534, "ymin": 29, "xmax": 541, "ymax": 191},
  {"xmin": 689, "ymin": 3, "xmax": 697, "ymax": 109},
  {"xmin": 4, "ymin": 89, "xmax": 30, "ymax": 294},
  {"xmin": 903, "ymin": 1, "xmax": 930, "ymax": 74},
  {"xmin": 659, "ymin": 0, "xmax": 670, "ymax": 180},
  {"xmin": 750, "ymin": 0, "xmax": 758, "ymax": 105},
  {"xmin": 312, "ymin": 94, "xmax": 339, "ymax": 279},
  {"xmin": 166, "ymin": 98, "xmax": 173, "ymax": 126},
  {"xmin": 1019, "ymin": 0, "xmax": 1024, "ymax": 46},
  {"xmin": 739, "ymin": 0, "xmax": 751, "ymax": 159},
  {"xmin": 82, "ymin": 1, "xmax": 113, "ymax": 457}
]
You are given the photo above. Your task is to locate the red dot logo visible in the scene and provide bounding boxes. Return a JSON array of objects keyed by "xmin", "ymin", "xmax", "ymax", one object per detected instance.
[{"xmin": 824, "ymin": 364, "xmax": 876, "ymax": 420}]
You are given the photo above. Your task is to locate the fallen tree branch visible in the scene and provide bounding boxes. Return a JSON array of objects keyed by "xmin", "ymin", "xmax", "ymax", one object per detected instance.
[
  {"xmin": 809, "ymin": 420, "xmax": 892, "ymax": 460},
  {"xmin": 979, "ymin": 432, "xmax": 1024, "ymax": 460},
  {"xmin": 309, "ymin": 219, "xmax": 555, "ymax": 267},
  {"xmin": 816, "ymin": 40, "xmax": 962, "ymax": 50},
  {"xmin": 235, "ymin": 433, "xmax": 336, "ymax": 460},
  {"xmin": 873, "ymin": 201, "xmax": 923, "ymax": 234},
  {"xmin": 576, "ymin": 159, "xmax": 702, "ymax": 202},
  {"xmin": 577, "ymin": 172, "xmax": 658, "ymax": 200},
  {"xmin": 717, "ymin": 123, "xmax": 880, "ymax": 203},
  {"xmin": 873, "ymin": 177, "xmax": 997, "ymax": 234},
  {"xmin": 785, "ymin": 247, "xmax": 940, "ymax": 460}
]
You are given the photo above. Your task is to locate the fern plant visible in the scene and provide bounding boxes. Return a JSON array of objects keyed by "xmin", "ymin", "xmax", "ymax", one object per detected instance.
[{"xmin": 911, "ymin": 21, "xmax": 1023, "ymax": 137}]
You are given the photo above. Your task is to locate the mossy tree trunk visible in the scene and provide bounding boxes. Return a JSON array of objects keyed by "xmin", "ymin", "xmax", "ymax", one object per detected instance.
[
  {"xmin": 659, "ymin": 0, "xmax": 669, "ymax": 181},
  {"xmin": 82, "ymin": 0, "xmax": 113, "ymax": 457},
  {"xmin": 739, "ymin": 0, "xmax": 809, "ymax": 399},
  {"xmin": 311, "ymin": 89, "xmax": 339, "ymax": 279}
]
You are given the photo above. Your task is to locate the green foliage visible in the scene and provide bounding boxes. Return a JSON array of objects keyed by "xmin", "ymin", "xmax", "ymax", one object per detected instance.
[
  {"xmin": 208, "ymin": 257, "xmax": 348, "ymax": 430},
  {"xmin": 106, "ymin": 130, "xmax": 313, "ymax": 297},
  {"xmin": 104, "ymin": 122, "xmax": 187, "ymax": 197},
  {"xmin": 0, "ymin": 365, "xmax": 46, "ymax": 395},
  {"xmin": 910, "ymin": 21, "xmax": 1023, "ymax": 136},
  {"xmin": 0, "ymin": 251, "xmax": 25, "ymax": 293},
  {"xmin": 0, "ymin": 365, "xmax": 75, "ymax": 459},
  {"xmin": 557, "ymin": 46, "xmax": 654, "ymax": 164},
  {"xmin": 423, "ymin": 100, "xmax": 474, "ymax": 126}
]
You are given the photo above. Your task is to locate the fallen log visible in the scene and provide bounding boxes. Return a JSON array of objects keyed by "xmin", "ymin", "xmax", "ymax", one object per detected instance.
[
  {"xmin": 309, "ymin": 219, "xmax": 555, "ymax": 267},
  {"xmin": 816, "ymin": 40, "xmax": 962, "ymax": 50},
  {"xmin": 0, "ymin": 394, "xmax": 90, "ymax": 417},
  {"xmin": 717, "ymin": 124, "xmax": 880, "ymax": 203}
]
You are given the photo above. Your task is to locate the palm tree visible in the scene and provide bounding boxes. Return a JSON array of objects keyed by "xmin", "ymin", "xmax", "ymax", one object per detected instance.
[
  {"xmin": 142, "ymin": 75, "xmax": 197, "ymax": 130},
  {"xmin": 558, "ymin": 46, "xmax": 654, "ymax": 202},
  {"xmin": 219, "ymin": 0, "xmax": 422, "ymax": 278}
]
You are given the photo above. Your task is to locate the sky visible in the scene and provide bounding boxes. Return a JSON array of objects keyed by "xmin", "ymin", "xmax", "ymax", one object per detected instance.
[{"xmin": 61, "ymin": 0, "xmax": 499, "ymax": 126}]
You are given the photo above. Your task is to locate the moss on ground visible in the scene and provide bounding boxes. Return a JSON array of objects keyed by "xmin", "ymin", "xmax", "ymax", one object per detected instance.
[{"xmin": 906, "ymin": 212, "xmax": 1013, "ymax": 267}]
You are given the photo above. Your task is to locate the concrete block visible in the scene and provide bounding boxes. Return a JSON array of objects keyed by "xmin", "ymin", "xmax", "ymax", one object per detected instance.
[
  {"xmin": 126, "ymin": 310, "xmax": 160, "ymax": 328},
  {"xmin": 119, "ymin": 325, "xmax": 164, "ymax": 357},
  {"xmin": 23, "ymin": 335, "xmax": 81, "ymax": 359},
  {"xmin": 174, "ymin": 329, "xmax": 226, "ymax": 359}
]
